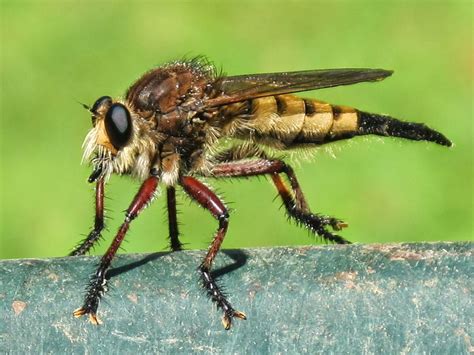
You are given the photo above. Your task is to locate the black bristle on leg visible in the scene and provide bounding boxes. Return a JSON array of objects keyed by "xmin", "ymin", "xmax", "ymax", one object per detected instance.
[
  {"xmin": 180, "ymin": 176, "xmax": 246, "ymax": 330},
  {"xmin": 70, "ymin": 177, "xmax": 106, "ymax": 256},
  {"xmin": 166, "ymin": 186, "xmax": 183, "ymax": 252},
  {"xmin": 211, "ymin": 159, "xmax": 351, "ymax": 244},
  {"xmin": 272, "ymin": 173, "xmax": 351, "ymax": 245},
  {"xmin": 358, "ymin": 111, "xmax": 452, "ymax": 147},
  {"xmin": 198, "ymin": 266, "xmax": 244, "ymax": 330},
  {"xmin": 73, "ymin": 176, "xmax": 159, "ymax": 324},
  {"xmin": 69, "ymin": 231, "xmax": 103, "ymax": 256},
  {"xmin": 288, "ymin": 207, "xmax": 351, "ymax": 245}
]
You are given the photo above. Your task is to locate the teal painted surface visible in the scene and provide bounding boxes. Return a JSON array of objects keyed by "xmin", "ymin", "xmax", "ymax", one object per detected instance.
[{"xmin": 1, "ymin": 243, "xmax": 473, "ymax": 353}]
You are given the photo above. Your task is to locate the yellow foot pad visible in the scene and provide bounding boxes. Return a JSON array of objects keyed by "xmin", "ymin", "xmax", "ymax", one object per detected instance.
[
  {"xmin": 73, "ymin": 307, "xmax": 102, "ymax": 325},
  {"xmin": 222, "ymin": 310, "xmax": 247, "ymax": 330},
  {"xmin": 333, "ymin": 221, "xmax": 349, "ymax": 231}
]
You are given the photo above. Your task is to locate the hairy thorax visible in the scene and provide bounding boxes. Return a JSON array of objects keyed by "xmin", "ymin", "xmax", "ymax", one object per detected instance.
[{"xmin": 83, "ymin": 61, "xmax": 221, "ymax": 185}]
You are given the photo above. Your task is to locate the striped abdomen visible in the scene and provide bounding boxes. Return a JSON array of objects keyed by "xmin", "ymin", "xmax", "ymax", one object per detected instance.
[{"xmin": 220, "ymin": 95, "xmax": 451, "ymax": 147}]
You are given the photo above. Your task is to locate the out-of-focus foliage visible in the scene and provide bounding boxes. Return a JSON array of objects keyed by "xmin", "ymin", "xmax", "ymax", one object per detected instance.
[{"xmin": 0, "ymin": 1, "xmax": 472, "ymax": 259}]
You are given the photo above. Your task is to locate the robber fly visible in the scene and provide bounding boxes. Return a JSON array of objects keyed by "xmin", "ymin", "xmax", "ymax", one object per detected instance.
[{"xmin": 71, "ymin": 58, "xmax": 451, "ymax": 329}]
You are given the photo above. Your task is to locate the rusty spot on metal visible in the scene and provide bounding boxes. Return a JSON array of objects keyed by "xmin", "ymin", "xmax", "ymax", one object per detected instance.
[
  {"xmin": 335, "ymin": 271, "xmax": 358, "ymax": 281},
  {"xmin": 47, "ymin": 272, "xmax": 59, "ymax": 282},
  {"xmin": 127, "ymin": 293, "xmax": 138, "ymax": 304},
  {"xmin": 389, "ymin": 251, "xmax": 425, "ymax": 261},
  {"xmin": 454, "ymin": 328, "xmax": 474, "ymax": 353},
  {"xmin": 364, "ymin": 244, "xmax": 440, "ymax": 261},
  {"xmin": 248, "ymin": 282, "xmax": 263, "ymax": 300},
  {"xmin": 12, "ymin": 300, "xmax": 27, "ymax": 315},
  {"xmin": 335, "ymin": 271, "xmax": 358, "ymax": 289},
  {"xmin": 423, "ymin": 279, "xmax": 439, "ymax": 288}
]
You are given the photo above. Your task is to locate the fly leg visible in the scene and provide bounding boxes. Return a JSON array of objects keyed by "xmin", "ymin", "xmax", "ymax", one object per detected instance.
[
  {"xmin": 271, "ymin": 169, "xmax": 349, "ymax": 244},
  {"xmin": 70, "ymin": 177, "xmax": 105, "ymax": 256},
  {"xmin": 166, "ymin": 186, "xmax": 183, "ymax": 251},
  {"xmin": 73, "ymin": 176, "xmax": 159, "ymax": 324},
  {"xmin": 180, "ymin": 176, "xmax": 246, "ymax": 330},
  {"xmin": 211, "ymin": 160, "xmax": 350, "ymax": 244}
]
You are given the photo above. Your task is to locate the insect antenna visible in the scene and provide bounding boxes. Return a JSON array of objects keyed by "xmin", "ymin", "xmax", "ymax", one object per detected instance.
[{"xmin": 76, "ymin": 100, "xmax": 92, "ymax": 112}]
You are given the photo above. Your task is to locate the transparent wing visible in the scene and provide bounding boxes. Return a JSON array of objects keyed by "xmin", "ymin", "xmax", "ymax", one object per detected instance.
[{"xmin": 204, "ymin": 68, "xmax": 393, "ymax": 108}]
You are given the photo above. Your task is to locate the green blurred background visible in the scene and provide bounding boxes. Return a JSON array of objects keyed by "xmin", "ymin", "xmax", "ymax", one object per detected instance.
[{"xmin": 0, "ymin": 1, "xmax": 472, "ymax": 259}]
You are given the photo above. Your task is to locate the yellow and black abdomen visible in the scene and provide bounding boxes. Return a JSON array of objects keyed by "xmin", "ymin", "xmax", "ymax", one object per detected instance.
[{"xmin": 221, "ymin": 95, "xmax": 451, "ymax": 148}]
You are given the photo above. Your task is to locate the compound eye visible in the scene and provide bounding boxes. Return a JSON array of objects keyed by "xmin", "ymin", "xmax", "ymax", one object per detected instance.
[
  {"xmin": 91, "ymin": 96, "xmax": 112, "ymax": 125},
  {"xmin": 104, "ymin": 103, "xmax": 132, "ymax": 150}
]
